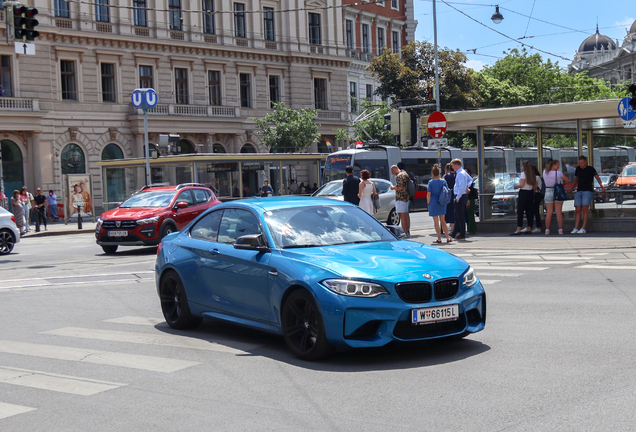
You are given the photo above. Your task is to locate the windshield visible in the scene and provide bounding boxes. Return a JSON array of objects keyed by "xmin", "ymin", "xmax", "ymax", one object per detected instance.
[
  {"xmin": 312, "ymin": 182, "xmax": 343, "ymax": 197},
  {"xmin": 264, "ymin": 205, "xmax": 395, "ymax": 249},
  {"xmin": 620, "ymin": 166, "xmax": 636, "ymax": 177},
  {"xmin": 324, "ymin": 155, "xmax": 351, "ymax": 183},
  {"xmin": 119, "ymin": 190, "xmax": 176, "ymax": 208}
]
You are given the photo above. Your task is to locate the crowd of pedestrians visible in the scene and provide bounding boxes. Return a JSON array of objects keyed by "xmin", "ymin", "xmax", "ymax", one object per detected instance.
[{"xmin": 10, "ymin": 186, "xmax": 60, "ymax": 235}]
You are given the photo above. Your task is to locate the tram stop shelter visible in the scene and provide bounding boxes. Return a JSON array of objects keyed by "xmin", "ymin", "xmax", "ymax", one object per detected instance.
[{"xmin": 444, "ymin": 99, "xmax": 636, "ymax": 232}]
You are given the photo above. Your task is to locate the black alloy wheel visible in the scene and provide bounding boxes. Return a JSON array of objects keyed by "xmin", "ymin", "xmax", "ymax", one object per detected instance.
[
  {"xmin": 0, "ymin": 229, "xmax": 16, "ymax": 255},
  {"xmin": 387, "ymin": 208, "xmax": 400, "ymax": 226},
  {"xmin": 160, "ymin": 223, "xmax": 175, "ymax": 239},
  {"xmin": 101, "ymin": 245, "xmax": 118, "ymax": 254},
  {"xmin": 160, "ymin": 270, "xmax": 202, "ymax": 330},
  {"xmin": 282, "ymin": 290, "xmax": 334, "ymax": 360}
]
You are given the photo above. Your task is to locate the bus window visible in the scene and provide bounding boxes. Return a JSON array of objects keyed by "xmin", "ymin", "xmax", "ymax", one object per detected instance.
[
  {"xmin": 353, "ymin": 160, "xmax": 389, "ymax": 180},
  {"xmin": 324, "ymin": 155, "xmax": 351, "ymax": 182}
]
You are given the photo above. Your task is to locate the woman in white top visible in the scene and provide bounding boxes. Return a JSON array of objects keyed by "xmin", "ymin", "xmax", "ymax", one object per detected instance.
[
  {"xmin": 542, "ymin": 159, "xmax": 570, "ymax": 235},
  {"xmin": 357, "ymin": 169, "xmax": 377, "ymax": 215},
  {"xmin": 511, "ymin": 160, "xmax": 537, "ymax": 235}
]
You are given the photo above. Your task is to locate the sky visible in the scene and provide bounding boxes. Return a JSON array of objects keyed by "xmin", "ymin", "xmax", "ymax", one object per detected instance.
[{"xmin": 413, "ymin": 0, "xmax": 635, "ymax": 71}]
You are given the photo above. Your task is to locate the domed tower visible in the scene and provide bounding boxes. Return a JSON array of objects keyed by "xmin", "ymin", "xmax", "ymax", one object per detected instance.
[{"xmin": 578, "ymin": 25, "xmax": 616, "ymax": 52}]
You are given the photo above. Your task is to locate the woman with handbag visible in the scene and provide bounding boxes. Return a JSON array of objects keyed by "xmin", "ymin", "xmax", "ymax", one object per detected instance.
[
  {"xmin": 427, "ymin": 164, "xmax": 452, "ymax": 244},
  {"xmin": 511, "ymin": 160, "xmax": 537, "ymax": 235},
  {"xmin": 358, "ymin": 170, "xmax": 377, "ymax": 216},
  {"xmin": 542, "ymin": 159, "xmax": 570, "ymax": 235}
]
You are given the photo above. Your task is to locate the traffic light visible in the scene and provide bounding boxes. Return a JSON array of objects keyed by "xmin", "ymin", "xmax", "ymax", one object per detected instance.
[
  {"xmin": 383, "ymin": 113, "xmax": 391, "ymax": 131},
  {"xmin": 13, "ymin": 5, "xmax": 39, "ymax": 42},
  {"xmin": 629, "ymin": 84, "xmax": 636, "ymax": 110},
  {"xmin": 427, "ymin": 87, "xmax": 434, "ymax": 99}
]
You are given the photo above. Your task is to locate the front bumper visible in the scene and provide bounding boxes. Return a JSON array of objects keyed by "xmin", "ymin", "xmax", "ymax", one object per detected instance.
[{"xmin": 95, "ymin": 223, "xmax": 159, "ymax": 246}]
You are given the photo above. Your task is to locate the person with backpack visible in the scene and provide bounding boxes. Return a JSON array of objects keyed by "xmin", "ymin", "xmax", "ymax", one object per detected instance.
[
  {"xmin": 397, "ymin": 162, "xmax": 417, "ymax": 201},
  {"xmin": 427, "ymin": 164, "xmax": 452, "ymax": 244},
  {"xmin": 390, "ymin": 164, "xmax": 411, "ymax": 238}
]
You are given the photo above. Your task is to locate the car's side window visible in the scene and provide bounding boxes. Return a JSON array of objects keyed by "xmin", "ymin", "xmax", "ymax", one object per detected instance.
[
  {"xmin": 374, "ymin": 181, "xmax": 390, "ymax": 194},
  {"xmin": 176, "ymin": 190, "xmax": 194, "ymax": 207},
  {"xmin": 192, "ymin": 189, "xmax": 209, "ymax": 205},
  {"xmin": 190, "ymin": 210, "xmax": 222, "ymax": 242},
  {"xmin": 218, "ymin": 209, "xmax": 261, "ymax": 244}
]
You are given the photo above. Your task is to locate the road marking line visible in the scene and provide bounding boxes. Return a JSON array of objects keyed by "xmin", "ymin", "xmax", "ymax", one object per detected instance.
[
  {"xmin": 0, "ymin": 340, "xmax": 199, "ymax": 373},
  {"xmin": 471, "ymin": 266, "xmax": 549, "ymax": 271},
  {"xmin": 468, "ymin": 260, "xmax": 578, "ymax": 265},
  {"xmin": 478, "ymin": 279, "xmax": 501, "ymax": 285},
  {"xmin": 1, "ymin": 271, "xmax": 155, "ymax": 283},
  {"xmin": 0, "ymin": 402, "xmax": 36, "ymax": 420},
  {"xmin": 476, "ymin": 272, "xmax": 523, "ymax": 277},
  {"xmin": 0, "ymin": 278, "xmax": 154, "ymax": 291},
  {"xmin": 104, "ymin": 316, "xmax": 164, "ymax": 326},
  {"xmin": 42, "ymin": 327, "xmax": 260, "ymax": 355},
  {"xmin": 0, "ymin": 366, "xmax": 124, "ymax": 396},
  {"xmin": 575, "ymin": 265, "xmax": 635, "ymax": 270}
]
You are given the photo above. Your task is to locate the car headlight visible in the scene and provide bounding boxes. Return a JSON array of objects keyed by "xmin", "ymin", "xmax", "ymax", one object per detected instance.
[
  {"xmin": 463, "ymin": 267, "xmax": 478, "ymax": 287},
  {"xmin": 137, "ymin": 216, "xmax": 160, "ymax": 225},
  {"xmin": 321, "ymin": 279, "xmax": 389, "ymax": 298},
  {"xmin": 96, "ymin": 218, "xmax": 103, "ymax": 225}
]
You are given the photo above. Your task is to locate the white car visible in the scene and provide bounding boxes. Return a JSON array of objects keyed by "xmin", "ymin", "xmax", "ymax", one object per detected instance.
[
  {"xmin": 0, "ymin": 206, "xmax": 20, "ymax": 255},
  {"xmin": 311, "ymin": 178, "xmax": 400, "ymax": 225}
]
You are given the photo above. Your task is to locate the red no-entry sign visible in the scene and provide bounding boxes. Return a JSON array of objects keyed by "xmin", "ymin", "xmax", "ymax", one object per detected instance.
[{"xmin": 427, "ymin": 111, "xmax": 447, "ymax": 138}]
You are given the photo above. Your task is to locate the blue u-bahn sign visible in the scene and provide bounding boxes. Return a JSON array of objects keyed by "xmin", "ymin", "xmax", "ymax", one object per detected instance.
[{"xmin": 131, "ymin": 88, "xmax": 157, "ymax": 110}]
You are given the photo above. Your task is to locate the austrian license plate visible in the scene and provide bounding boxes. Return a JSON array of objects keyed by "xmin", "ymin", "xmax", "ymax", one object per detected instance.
[
  {"xmin": 412, "ymin": 305, "xmax": 459, "ymax": 324},
  {"xmin": 624, "ymin": 194, "xmax": 634, "ymax": 199},
  {"xmin": 108, "ymin": 231, "xmax": 128, "ymax": 237}
]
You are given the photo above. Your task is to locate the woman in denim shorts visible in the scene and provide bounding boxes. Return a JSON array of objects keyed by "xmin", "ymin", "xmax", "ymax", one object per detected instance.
[
  {"xmin": 543, "ymin": 160, "xmax": 569, "ymax": 235},
  {"xmin": 567, "ymin": 155, "xmax": 605, "ymax": 234}
]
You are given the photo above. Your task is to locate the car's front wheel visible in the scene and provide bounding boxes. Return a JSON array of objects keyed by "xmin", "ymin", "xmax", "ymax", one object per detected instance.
[
  {"xmin": 101, "ymin": 245, "xmax": 118, "ymax": 254},
  {"xmin": 387, "ymin": 208, "xmax": 400, "ymax": 226},
  {"xmin": 0, "ymin": 229, "xmax": 16, "ymax": 255},
  {"xmin": 160, "ymin": 222, "xmax": 175, "ymax": 240},
  {"xmin": 160, "ymin": 270, "xmax": 202, "ymax": 330},
  {"xmin": 282, "ymin": 289, "xmax": 334, "ymax": 360}
]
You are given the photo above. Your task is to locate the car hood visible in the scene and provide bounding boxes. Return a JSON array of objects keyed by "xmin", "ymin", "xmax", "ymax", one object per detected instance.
[
  {"xmin": 280, "ymin": 240, "xmax": 468, "ymax": 282},
  {"xmin": 101, "ymin": 207, "xmax": 166, "ymax": 220}
]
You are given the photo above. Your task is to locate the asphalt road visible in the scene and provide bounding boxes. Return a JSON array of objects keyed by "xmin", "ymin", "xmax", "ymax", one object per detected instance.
[{"xmin": 1, "ymin": 232, "xmax": 636, "ymax": 431}]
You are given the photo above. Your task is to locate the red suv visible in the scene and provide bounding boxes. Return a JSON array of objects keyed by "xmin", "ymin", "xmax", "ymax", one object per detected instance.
[{"xmin": 96, "ymin": 183, "xmax": 220, "ymax": 254}]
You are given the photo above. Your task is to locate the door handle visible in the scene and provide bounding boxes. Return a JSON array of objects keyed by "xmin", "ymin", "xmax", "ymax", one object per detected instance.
[
  {"xmin": 269, "ymin": 268, "xmax": 278, "ymax": 276},
  {"xmin": 211, "ymin": 248, "xmax": 220, "ymax": 255}
]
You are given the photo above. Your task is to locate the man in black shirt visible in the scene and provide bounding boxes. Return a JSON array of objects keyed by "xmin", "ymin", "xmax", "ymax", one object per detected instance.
[
  {"xmin": 342, "ymin": 166, "xmax": 361, "ymax": 205},
  {"xmin": 567, "ymin": 155, "xmax": 604, "ymax": 234},
  {"xmin": 33, "ymin": 188, "xmax": 48, "ymax": 232}
]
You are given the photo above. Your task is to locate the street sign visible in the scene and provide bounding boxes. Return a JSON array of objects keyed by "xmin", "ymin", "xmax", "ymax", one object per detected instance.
[
  {"xmin": 131, "ymin": 88, "xmax": 157, "ymax": 110},
  {"xmin": 427, "ymin": 111, "xmax": 447, "ymax": 138},
  {"xmin": 14, "ymin": 41, "xmax": 35, "ymax": 55},
  {"xmin": 428, "ymin": 138, "xmax": 448, "ymax": 149},
  {"xmin": 618, "ymin": 97, "xmax": 636, "ymax": 121},
  {"xmin": 623, "ymin": 121, "xmax": 636, "ymax": 128}
]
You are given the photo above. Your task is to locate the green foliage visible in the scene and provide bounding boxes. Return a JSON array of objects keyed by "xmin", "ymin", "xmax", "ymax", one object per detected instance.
[
  {"xmin": 368, "ymin": 41, "xmax": 481, "ymax": 110},
  {"xmin": 335, "ymin": 100, "xmax": 395, "ymax": 146},
  {"xmin": 251, "ymin": 102, "xmax": 321, "ymax": 152}
]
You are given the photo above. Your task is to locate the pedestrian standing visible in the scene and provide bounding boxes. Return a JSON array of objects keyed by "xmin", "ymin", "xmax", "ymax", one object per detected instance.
[
  {"xmin": 465, "ymin": 168, "xmax": 477, "ymax": 235},
  {"xmin": 511, "ymin": 160, "xmax": 537, "ymax": 235},
  {"xmin": 358, "ymin": 170, "xmax": 376, "ymax": 215},
  {"xmin": 33, "ymin": 188, "xmax": 48, "ymax": 232},
  {"xmin": 19, "ymin": 187, "xmax": 33, "ymax": 232},
  {"xmin": 390, "ymin": 164, "xmax": 411, "ymax": 237},
  {"xmin": 47, "ymin": 190, "xmax": 60, "ymax": 220},
  {"xmin": 543, "ymin": 160, "xmax": 569, "ymax": 235},
  {"xmin": 443, "ymin": 163, "xmax": 456, "ymax": 233},
  {"xmin": 427, "ymin": 164, "xmax": 452, "ymax": 243},
  {"xmin": 11, "ymin": 190, "xmax": 25, "ymax": 234},
  {"xmin": 568, "ymin": 155, "xmax": 604, "ymax": 234},
  {"xmin": 450, "ymin": 159, "xmax": 472, "ymax": 240},
  {"xmin": 342, "ymin": 166, "xmax": 361, "ymax": 205},
  {"xmin": 260, "ymin": 180, "xmax": 274, "ymax": 197},
  {"xmin": 531, "ymin": 165, "xmax": 543, "ymax": 233}
]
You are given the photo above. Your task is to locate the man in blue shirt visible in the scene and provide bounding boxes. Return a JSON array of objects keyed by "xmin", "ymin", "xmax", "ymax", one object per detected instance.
[
  {"xmin": 260, "ymin": 180, "xmax": 274, "ymax": 197},
  {"xmin": 450, "ymin": 158, "xmax": 473, "ymax": 240}
]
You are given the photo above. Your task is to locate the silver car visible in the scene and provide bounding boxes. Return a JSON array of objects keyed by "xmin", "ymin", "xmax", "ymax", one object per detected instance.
[
  {"xmin": 0, "ymin": 206, "xmax": 21, "ymax": 255},
  {"xmin": 311, "ymin": 178, "xmax": 399, "ymax": 225}
]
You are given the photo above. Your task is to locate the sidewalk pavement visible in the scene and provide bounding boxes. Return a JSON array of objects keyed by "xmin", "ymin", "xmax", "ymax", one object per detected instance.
[{"xmin": 19, "ymin": 218, "xmax": 635, "ymax": 252}]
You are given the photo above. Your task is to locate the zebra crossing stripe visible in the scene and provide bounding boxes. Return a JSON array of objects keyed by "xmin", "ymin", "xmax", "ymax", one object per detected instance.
[
  {"xmin": 478, "ymin": 280, "xmax": 501, "ymax": 285},
  {"xmin": 0, "ymin": 366, "xmax": 124, "ymax": 396},
  {"xmin": 0, "ymin": 340, "xmax": 199, "ymax": 373},
  {"xmin": 471, "ymin": 266, "xmax": 549, "ymax": 271},
  {"xmin": 0, "ymin": 402, "xmax": 36, "ymax": 420},
  {"xmin": 103, "ymin": 316, "xmax": 164, "ymax": 326},
  {"xmin": 575, "ymin": 265, "xmax": 635, "ymax": 269}
]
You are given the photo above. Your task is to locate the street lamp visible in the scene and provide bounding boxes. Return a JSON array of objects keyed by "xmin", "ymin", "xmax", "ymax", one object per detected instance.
[{"xmin": 491, "ymin": 5, "xmax": 504, "ymax": 24}]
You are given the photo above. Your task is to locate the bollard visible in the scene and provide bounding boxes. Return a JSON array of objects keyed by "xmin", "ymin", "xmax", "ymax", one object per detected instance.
[{"xmin": 77, "ymin": 204, "xmax": 83, "ymax": 230}]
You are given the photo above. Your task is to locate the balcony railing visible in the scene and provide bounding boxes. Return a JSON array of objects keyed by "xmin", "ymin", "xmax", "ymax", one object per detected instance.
[
  {"xmin": 132, "ymin": 104, "xmax": 238, "ymax": 117},
  {"xmin": 315, "ymin": 110, "xmax": 343, "ymax": 121},
  {"xmin": 0, "ymin": 97, "xmax": 38, "ymax": 111}
]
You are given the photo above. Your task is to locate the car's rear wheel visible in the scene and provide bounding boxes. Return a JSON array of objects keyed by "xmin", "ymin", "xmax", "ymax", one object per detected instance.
[
  {"xmin": 101, "ymin": 245, "xmax": 118, "ymax": 254},
  {"xmin": 160, "ymin": 270, "xmax": 202, "ymax": 330},
  {"xmin": 387, "ymin": 208, "xmax": 400, "ymax": 226},
  {"xmin": 282, "ymin": 289, "xmax": 334, "ymax": 360},
  {"xmin": 0, "ymin": 229, "xmax": 16, "ymax": 255}
]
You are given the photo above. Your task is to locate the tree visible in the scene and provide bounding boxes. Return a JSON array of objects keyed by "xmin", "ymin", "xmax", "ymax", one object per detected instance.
[
  {"xmin": 334, "ymin": 100, "xmax": 395, "ymax": 146},
  {"xmin": 367, "ymin": 41, "xmax": 481, "ymax": 110},
  {"xmin": 251, "ymin": 103, "xmax": 321, "ymax": 152}
]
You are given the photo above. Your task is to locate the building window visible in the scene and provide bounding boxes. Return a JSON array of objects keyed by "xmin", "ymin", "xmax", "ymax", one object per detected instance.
[
  {"xmin": 263, "ymin": 7, "xmax": 275, "ymax": 41},
  {"xmin": 55, "ymin": 0, "xmax": 70, "ymax": 18},
  {"xmin": 308, "ymin": 13, "xmax": 321, "ymax": 45},
  {"xmin": 0, "ymin": 56, "xmax": 13, "ymax": 97},
  {"xmin": 61, "ymin": 143, "xmax": 86, "ymax": 175},
  {"xmin": 203, "ymin": 0, "xmax": 215, "ymax": 34},
  {"xmin": 239, "ymin": 73, "xmax": 251, "ymax": 108},
  {"xmin": 95, "ymin": 0, "xmax": 109, "ymax": 22},
  {"xmin": 362, "ymin": 24, "xmax": 369, "ymax": 53},
  {"xmin": 169, "ymin": 0, "xmax": 182, "ymax": 31},
  {"xmin": 133, "ymin": 0, "xmax": 147, "ymax": 26},
  {"xmin": 392, "ymin": 30, "xmax": 399, "ymax": 53},
  {"xmin": 139, "ymin": 65, "xmax": 153, "ymax": 88},
  {"xmin": 377, "ymin": 28, "xmax": 385, "ymax": 55},
  {"xmin": 391, "ymin": 0, "xmax": 398, "ymax": 9},
  {"xmin": 314, "ymin": 78, "xmax": 327, "ymax": 110},
  {"xmin": 234, "ymin": 3, "xmax": 246, "ymax": 38},
  {"xmin": 345, "ymin": 20, "xmax": 353, "ymax": 50},
  {"xmin": 174, "ymin": 68, "xmax": 188, "ymax": 104},
  {"xmin": 269, "ymin": 76, "xmax": 280, "ymax": 107},
  {"xmin": 350, "ymin": 82, "xmax": 357, "ymax": 112},
  {"xmin": 60, "ymin": 60, "xmax": 77, "ymax": 101},
  {"xmin": 101, "ymin": 63, "xmax": 116, "ymax": 102},
  {"xmin": 102, "ymin": 143, "xmax": 124, "ymax": 160},
  {"xmin": 208, "ymin": 70, "xmax": 221, "ymax": 105},
  {"xmin": 366, "ymin": 84, "xmax": 373, "ymax": 101}
]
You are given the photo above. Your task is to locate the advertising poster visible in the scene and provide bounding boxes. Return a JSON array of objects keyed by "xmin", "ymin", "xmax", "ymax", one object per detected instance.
[{"xmin": 67, "ymin": 174, "xmax": 93, "ymax": 217}]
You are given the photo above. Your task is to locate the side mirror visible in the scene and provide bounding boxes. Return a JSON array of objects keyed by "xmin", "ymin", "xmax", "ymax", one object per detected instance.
[
  {"xmin": 234, "ymin": 233, "xmax": 270, "ymax": 252},
  {"xmin": 175, "ymin": 201, "xmax": 189, "ymax": 209},
  {"xmin": 386, "ymin": 225, "xmax": 406, "ymax": 238}
]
